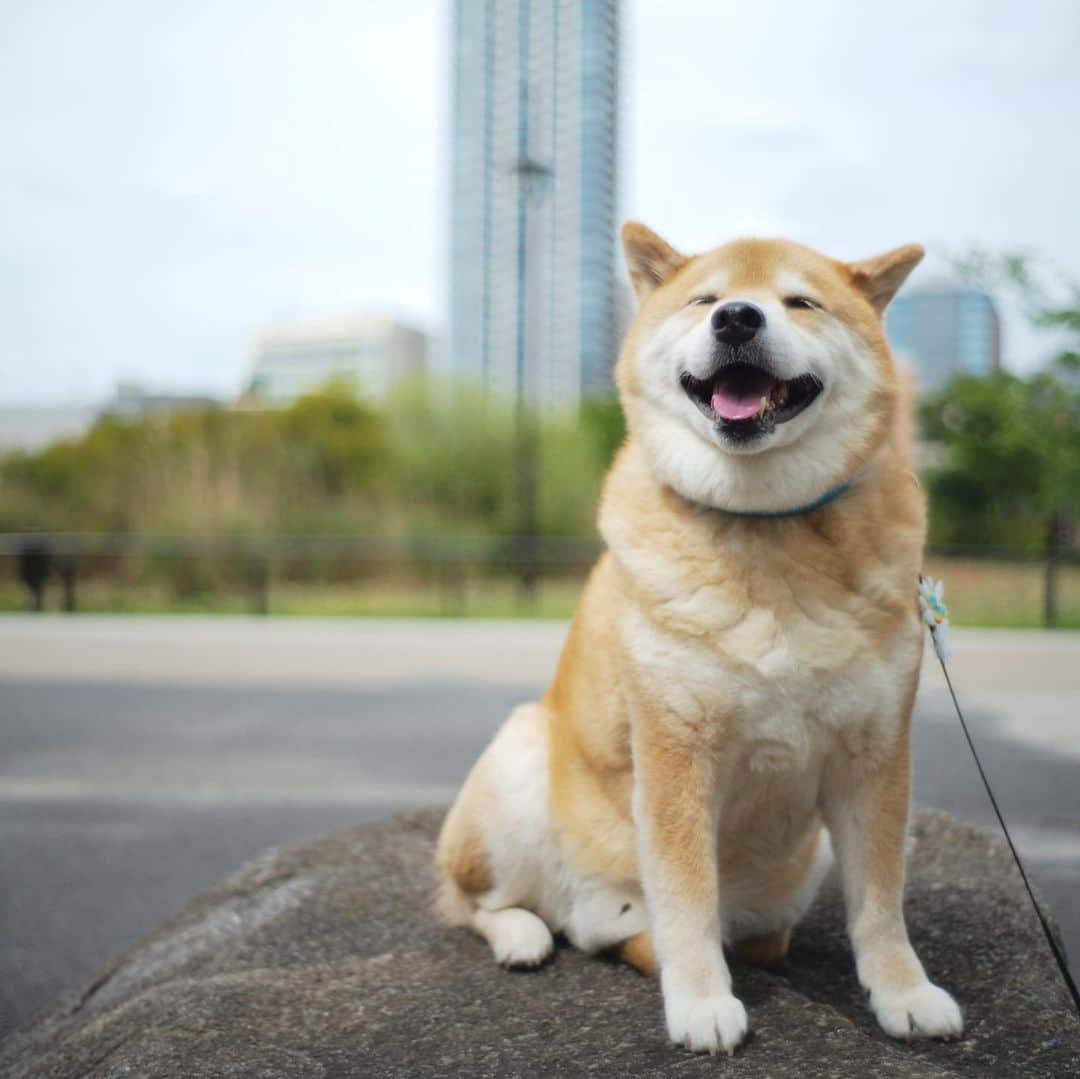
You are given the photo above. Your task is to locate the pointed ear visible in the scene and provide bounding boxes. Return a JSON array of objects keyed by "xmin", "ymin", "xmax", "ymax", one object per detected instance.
[
  {"xmin": 621, "ymin": 221, "xmax": 687, "ymax": 300},
  {"xmin": 847, "ymin": 243, "xmax": 924, "ymax": 313}
]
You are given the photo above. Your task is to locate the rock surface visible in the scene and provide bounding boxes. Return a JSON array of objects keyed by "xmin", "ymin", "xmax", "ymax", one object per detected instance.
[{"xmin": 3, "ymin": 808, "xmax": 1078, "ymax": 1078}]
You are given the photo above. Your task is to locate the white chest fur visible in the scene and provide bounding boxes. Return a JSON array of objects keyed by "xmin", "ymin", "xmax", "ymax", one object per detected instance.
[{"xmin": 617, "ymin": 540, "xmax": 922, "ymax": 778}]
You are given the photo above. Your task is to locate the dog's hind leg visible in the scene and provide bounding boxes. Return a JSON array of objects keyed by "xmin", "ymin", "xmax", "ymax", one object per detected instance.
[{"xmin": 436, "ymin": 703, "xmax": 561, "ymax": 970}]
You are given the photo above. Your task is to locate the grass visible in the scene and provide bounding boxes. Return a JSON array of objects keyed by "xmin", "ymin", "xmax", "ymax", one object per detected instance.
[
  {"xmin": 0, "ymin": 574, "xmax": 585, "ymax": 620},
  {"xmin": 1, "ymin": 559, "xmax": 1078, "ymax": 628},
  {"xmin": 269, "ymin": 577, "xmax": 585, "ymax": 619},
  {"xmin": 922, "ymin": 556, "xmax": 1080, "ymax": 629}
]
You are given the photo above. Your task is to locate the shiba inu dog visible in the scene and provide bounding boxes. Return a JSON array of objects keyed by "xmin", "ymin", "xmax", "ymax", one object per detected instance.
[{"xmin": 436, "ymin": 224, "xmax": 963, "ymax": 1055}]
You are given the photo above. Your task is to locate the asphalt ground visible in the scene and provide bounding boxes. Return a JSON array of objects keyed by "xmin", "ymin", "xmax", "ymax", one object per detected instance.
[{"xmin": 1, "ymin": 616, "xmax": 1077, "ymax": 1037}]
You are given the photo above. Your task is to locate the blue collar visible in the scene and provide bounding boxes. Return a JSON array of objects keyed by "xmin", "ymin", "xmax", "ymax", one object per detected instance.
[{"xmin": 717, "ymin": 479, "xmax": 854, "ymax": 519}]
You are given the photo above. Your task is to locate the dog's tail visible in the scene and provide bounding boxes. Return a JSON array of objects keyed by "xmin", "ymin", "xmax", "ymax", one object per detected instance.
[
  {"xmin": 435, "ymin": 869, "xmax": 476, "ymax": 927},
  {"xmin": 434, "ymin": 794, "xmax": 488, "ymax": 927}
]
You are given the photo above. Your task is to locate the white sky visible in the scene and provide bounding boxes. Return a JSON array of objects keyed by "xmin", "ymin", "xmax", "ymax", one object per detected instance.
[{"xmin": 1, "ymin": 0, "xmax": 1078, "ymax": 404}]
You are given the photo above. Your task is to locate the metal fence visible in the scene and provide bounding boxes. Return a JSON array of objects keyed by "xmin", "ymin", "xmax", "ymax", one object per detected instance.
[
  {"xmin": 0, "ymin": 532, "xmax": 1077, "ymax": 625},
  {"xmin": 0, "ymin": 532, "xmax": 604, "ymax": 617}
]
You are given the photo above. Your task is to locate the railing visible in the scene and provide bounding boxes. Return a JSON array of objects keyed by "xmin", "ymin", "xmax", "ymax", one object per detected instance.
[
  {"xmin": 0, "ymin": 532, "xmax": 1077, "ymax": 626},
  {"xmin": 0, "ymin": 532, "xmax": 604, "ymax": 618}
]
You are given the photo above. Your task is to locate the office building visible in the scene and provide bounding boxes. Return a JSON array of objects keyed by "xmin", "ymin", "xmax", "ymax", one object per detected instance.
[
  {"xmin": 245, "ymin": 317, "xmax": 427, "ymax": 404},
  {"xmin": 886, "ymin": 282, "xmax": 1001, "ymax": 392},
  {"xmin": 449, "ymin": 0, "xmax": 620, "ymax": 408},
  {"xmin": 104, "ymin": 383, "xmax": 219, "ymax": 420}
]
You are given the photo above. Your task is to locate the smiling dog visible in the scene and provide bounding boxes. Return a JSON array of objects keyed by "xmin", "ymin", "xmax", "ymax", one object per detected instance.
[{"xmin": 436, "ymin": 225, "xmax": 962, "ymax": 1055}]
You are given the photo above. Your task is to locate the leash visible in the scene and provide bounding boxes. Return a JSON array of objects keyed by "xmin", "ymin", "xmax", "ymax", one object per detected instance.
[{"xmin": 919, "ymin": 577, "xmax": 1080, "ymax": 1016}]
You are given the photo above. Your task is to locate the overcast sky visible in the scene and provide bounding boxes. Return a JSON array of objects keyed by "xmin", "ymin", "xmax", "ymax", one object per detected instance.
[{"xmin": 2, "ymin": 0, "xmax": 1078, "ymax": 404}]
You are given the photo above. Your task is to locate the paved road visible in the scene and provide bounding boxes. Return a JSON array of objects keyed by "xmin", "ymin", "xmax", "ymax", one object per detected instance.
[{"xmin": 1, "ymin": 615, "xmax": 1078, "ymax": 1037}]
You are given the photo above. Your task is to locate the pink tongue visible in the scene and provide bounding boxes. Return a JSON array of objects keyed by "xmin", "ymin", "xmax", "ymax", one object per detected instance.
[{"xmin": 711, "ymin": 369, "xmax": 776, "ymax": 421}]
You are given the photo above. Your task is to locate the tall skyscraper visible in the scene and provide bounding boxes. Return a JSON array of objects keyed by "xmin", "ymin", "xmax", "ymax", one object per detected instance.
[
  {"xmin": 886, "ymin": 282, "xmax": 1002, "ymax": 393},
  {"xmin": 449, "ymin": 0, "xmax": 620, "ymax": 408}
]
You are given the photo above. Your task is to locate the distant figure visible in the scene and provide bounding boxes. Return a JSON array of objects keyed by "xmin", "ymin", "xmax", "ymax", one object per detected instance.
[{"xmin": 17, "ymin": 540, "xmax": 51, "ymax": 612}]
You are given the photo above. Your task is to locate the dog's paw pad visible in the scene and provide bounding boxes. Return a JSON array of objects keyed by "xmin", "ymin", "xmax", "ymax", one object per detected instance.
[{"xmin": 871, "ymin": 981, "xmax": 963, "ymax": 1041}]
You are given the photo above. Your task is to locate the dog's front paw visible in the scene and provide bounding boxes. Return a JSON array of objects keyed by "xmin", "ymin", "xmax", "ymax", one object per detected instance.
[
  {"xmin": 664, "ymin": 989, "xmax": 748, "ymax": 1055},
  {"xmin": 870, "ymin": 981, "xmax": 963, "ymax": 1041}
]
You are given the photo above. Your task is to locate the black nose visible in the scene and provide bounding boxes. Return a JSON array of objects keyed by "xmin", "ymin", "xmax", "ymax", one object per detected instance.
[{"xmin": 711, "ymin": 301, "xmax": 765, "ymax": 346}]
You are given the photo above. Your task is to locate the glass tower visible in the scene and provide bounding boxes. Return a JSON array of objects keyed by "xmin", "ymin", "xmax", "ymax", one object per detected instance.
[
  {"xmin": 886, "ymin": 283, "xmax": 1001, "ymax": 393},
  {"xmin": 449, "ymin": 0, "xmax": 620, "ymax": 408}
]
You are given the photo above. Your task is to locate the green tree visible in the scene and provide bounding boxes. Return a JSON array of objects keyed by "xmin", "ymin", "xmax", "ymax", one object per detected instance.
[
  {"xmin": 0, "ymin": 384, "xmax": 389, "ymax": 538},
  {"xmin": 579, "ymin": 396, "xmax": 626, "ymax": 467},
  {"xmin": 920, "ymin": 251, "xmax": 1080, "ymax": 551},
  {"xmin": 383, "ymin": 378, "xmax": 517, "ymax": 538},
  {"xmin": 920, "ymin": 372, "xmax": 1079, "ymax": 549}
]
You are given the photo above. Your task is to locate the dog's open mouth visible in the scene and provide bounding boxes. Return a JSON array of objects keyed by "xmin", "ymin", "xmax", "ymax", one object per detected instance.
[{"xmin": 681, "ymin": 362, "xmax": 823, "ymax": 437}]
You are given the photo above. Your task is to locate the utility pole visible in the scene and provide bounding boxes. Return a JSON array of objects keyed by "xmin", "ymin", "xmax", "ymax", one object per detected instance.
[{"xmin": 510, "ymin": 0, "xmax": 552, "ymax": 608}]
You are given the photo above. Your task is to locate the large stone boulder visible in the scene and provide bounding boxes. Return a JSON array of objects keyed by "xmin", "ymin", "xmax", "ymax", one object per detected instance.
[{"xmin": 3, "ymin": 809, "xmax": 1078, "ymax": 1078}]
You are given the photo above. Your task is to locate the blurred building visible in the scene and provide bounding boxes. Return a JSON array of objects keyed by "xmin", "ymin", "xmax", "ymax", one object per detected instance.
[
  {"xmin": 104, "ymin": 383, "xmax": 219, "ymax": 420},
  {"xmin": 0, "ymin": 387, "xmax": 221, "ymax": 454},
  {"xmin": 886, "ymin": 281, "xmax": 1001, "ymax": 393},
  {"xmin": 449, "ymin": 0, "xmax": 620, "ymax": 408},
  {"xmin": 0, "ymin": 405, "xmax": 98, "ymax": 453},
  {"xmin": 245, "ymin": 317, "xmax": 427, "ymax": 404}
]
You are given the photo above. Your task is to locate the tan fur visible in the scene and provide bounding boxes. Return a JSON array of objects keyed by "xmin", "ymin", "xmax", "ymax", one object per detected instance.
[
  {"xmin": 616, "ymin": 932, "xmax": 658, "ymax": 977},
  {"xmin": 437, "ymin": 227, "xmax": 962, "ymax": 1052},
  {"xmin": 435, "ymin": 771, "xmax": 493, "ymax": 925},
  {"xmin": 734, "ymin": 928, "xmax": 792, "ymax": 969}
]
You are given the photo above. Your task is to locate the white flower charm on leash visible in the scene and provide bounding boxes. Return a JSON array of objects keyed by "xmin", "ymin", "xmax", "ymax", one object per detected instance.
[{"xmin": 918, "ymin": 576, "xmax": 950, "ymax": 661}]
